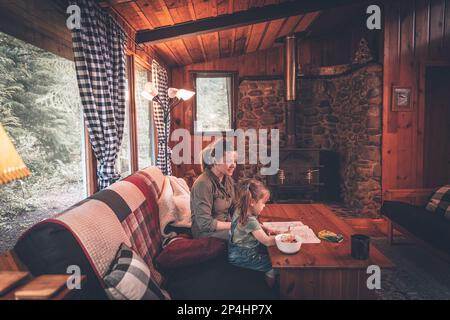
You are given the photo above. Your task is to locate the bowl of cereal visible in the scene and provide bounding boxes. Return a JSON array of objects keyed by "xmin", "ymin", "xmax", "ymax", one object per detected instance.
[{"xmin": 275, "ymin": 233, "xmax": 302, "ymax": 254}]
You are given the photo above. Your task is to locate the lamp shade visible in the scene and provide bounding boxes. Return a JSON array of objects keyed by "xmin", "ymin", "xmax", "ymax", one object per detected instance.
[
  {"xmin": 175, "ymin": 89, "xmax": 195, "ymax": 101},
  {"xmin": 0, "ymin": 124, "xmax": 30, "ymax": 184},
  {"xmin": 168, "ymin": 87, "xmax": 178, "ymax": 99},
  {"xmin": 142, "ymin": 82, "xmax": 159, "ymax": 101}
]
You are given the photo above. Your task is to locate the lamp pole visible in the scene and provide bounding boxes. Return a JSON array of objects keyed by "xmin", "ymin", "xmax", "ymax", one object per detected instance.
[{"xmin": 155, "ymin": 96, "xmax": 182, "ymax": 175}]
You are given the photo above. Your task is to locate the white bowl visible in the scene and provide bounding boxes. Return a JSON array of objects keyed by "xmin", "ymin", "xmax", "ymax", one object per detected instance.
[{"xmin": 275, "ymin": 234, "xmax": 302, "ymax": 254}]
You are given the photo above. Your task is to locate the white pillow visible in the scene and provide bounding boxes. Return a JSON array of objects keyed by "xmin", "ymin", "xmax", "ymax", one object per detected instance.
[{"xmin": 170, "ymin": 177, "xmax": 192, "ymax": 227}]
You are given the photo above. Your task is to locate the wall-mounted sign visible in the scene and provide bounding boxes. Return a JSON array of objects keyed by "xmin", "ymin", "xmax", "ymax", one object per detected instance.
[{"xmin": 392, "ymin": 86, "xmax": 412, "ymax": 111}]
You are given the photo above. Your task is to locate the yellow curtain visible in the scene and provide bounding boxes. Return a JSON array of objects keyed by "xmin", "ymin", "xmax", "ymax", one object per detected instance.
[{"xmin": 0, "ymin": 124, "xmax": 30, "ymax": 184}]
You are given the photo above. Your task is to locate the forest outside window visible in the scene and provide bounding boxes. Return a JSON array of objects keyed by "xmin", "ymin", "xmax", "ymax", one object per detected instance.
[
  {"xmin": 193, "ymin": 72, "xmax": 236, "ymax": 133},
  {"xmin": 0, "ymin": 31, "xmax": 85, "ymax": 252}
]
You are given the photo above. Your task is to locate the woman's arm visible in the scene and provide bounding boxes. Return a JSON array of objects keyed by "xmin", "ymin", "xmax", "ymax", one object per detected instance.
[
  {"xmin": 252, "ymin": 229, "xmax": 276, "ymax": 247},
  {"xmin": 191, "ymin": 181, "xmax": 219, "ymax": 233},
  {"xmin": 191, "ymin": 180, "xmax": 231, "ymax": 233}
]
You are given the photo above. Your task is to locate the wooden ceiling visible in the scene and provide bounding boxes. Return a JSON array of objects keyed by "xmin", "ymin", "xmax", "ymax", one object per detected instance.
[{"xmin": 101, "ymin": 0, "xmax": 321, "ymax": 67}]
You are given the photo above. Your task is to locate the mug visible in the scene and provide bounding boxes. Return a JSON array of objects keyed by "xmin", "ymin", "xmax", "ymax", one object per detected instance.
[{"xmin": 351, "ymin": 234, "xmax": 370, "ymax": 260}]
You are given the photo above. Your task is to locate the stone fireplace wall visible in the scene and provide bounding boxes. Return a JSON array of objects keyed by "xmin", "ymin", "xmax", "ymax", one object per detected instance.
[
  {"xmin": 236, "ymin": 64, "xmax": 382, "ymax": 216},
  {"xmin": 297, "ymin": 64, "xmax": 382, "ymax": 216},
  {"xmin": 237, "ymin": 80, "xmax": 287, "ymax": 181}
]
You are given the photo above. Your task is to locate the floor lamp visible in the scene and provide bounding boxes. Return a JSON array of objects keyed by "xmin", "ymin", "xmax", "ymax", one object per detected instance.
[{"xmin": 142, "ymin": 82, "xmax": 195, "ymax": 175}]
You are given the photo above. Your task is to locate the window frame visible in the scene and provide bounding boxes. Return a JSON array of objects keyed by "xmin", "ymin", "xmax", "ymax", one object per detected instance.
[{"xmin": 191, "ymin": 71, "xmax": 238, "ymax": 135}]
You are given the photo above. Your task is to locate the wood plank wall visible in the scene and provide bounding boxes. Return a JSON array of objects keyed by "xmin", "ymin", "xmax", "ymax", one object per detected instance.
[
  {"xmin": 382, "ymin": 0, "xmax": 450, "ymax": 192},
  {"xmin": 0, "ymin": 0, "xmax": 74, "ymax": 60}
]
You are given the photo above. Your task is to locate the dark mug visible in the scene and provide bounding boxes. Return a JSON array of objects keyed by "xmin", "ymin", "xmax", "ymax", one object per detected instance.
[{"xmin": 351, "ymin": 234, "xmax": 370, "ymax": 260}]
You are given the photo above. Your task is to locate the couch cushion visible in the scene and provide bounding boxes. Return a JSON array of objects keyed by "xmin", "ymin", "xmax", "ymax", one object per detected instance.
[
  {"xmin": 155, "ymin": 234, "xmax": 226, "ymax": 269},
  {"xmin": 104, "ymin": 243, "xmax": 170, "ymax": 300},
  {"xmin": 382, "ymin": 201, "xmax": 450, "ymax": 253},
  {"xmin": 162, "ymin": 252, "xmax": 277, "ymax": 300}
]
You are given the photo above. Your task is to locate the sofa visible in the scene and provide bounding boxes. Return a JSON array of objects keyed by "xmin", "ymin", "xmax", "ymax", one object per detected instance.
[
  {"xmin": 13, "ymin": 166, "xmax": 276, "ymax": 300},
  {"xmin": 381, "ymin": 188, "xmax": 450, "ymax": 256}
]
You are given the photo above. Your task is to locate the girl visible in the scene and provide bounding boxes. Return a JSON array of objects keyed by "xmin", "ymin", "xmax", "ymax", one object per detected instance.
[{"xmin": 228, "ymin": 178, "xmax": 278, "ymax": 286}]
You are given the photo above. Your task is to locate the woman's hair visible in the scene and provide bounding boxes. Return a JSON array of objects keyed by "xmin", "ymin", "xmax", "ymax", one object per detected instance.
[
  {"xmin": 201, "ymin": 138, "xmax": 235, "ymax": 171},
  {"xmin": 236, "ymin": 178, "xmax": 270, "ymax": 224}
]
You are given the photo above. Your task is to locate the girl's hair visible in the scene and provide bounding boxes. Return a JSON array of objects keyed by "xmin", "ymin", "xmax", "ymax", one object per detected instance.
[
  {"xmin": 236, "ymin": 178, "xmax": 270, "ymax": 224},
  {"xmin": 201, "ymin": 138, "xmax": 235, "ymax": 171}
]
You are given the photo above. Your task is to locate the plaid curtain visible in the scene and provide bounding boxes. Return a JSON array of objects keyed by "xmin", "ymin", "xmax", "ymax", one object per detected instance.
[
  {"xmin": 71, "ymin": 0, "xmax": 127, "ymax": 189},
  {"xmin": 152, "ymin": 60, "xmax": 172, "ymax": 175}
]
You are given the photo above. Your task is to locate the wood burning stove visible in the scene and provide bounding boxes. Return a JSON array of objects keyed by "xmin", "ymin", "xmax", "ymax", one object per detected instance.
[{"xmin": 267, "ymin": 149, "xmax": 340, "ymax": 203}]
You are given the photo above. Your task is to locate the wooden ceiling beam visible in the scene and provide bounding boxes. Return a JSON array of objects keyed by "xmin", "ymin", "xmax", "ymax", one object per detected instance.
[{"xmin": 136, "ymin": 0, "xmax": 366, "ymax": 44}]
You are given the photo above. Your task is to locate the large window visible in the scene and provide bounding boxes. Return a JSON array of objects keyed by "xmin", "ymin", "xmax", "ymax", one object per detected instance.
[
  {"xmin": 0, "ymin": 32, "xmax": 85, "ymax": 253},
  {"xmin": 135, "ymin": 62, "xmax": 155, "ymax": 170},
  {"xmin": 193, "ymin": 72, "xmax": 235, "ymax": 133}
]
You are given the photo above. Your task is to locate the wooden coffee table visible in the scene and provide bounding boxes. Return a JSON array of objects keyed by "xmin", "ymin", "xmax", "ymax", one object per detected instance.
[{"xmin": 260, "ymin": 203, "xmax": 394, "ymax": 300}]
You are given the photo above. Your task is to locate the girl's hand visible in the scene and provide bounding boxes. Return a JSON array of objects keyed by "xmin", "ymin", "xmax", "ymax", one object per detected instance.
[
  {"xmin": 253, "ymin": 229, "xmax": 276, "ymax": 247},
  {"xmin": 267, "ymin": 229, "xmax": 281, "ymax": 235},
  {"xmin": 262, "ymin": 225, "xmax": 277, "ymax": 235}
]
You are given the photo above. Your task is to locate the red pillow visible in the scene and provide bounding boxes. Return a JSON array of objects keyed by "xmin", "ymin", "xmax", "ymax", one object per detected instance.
[{"xmin": 155, "ymin": 234, "xmax": 226, "ymax": 269}]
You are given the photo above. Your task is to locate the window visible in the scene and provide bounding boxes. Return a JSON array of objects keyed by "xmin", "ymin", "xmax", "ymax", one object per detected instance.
[
  {"xmin": 115, "ymin": 58, "xmax": 131, "ymax": 176},
  {"xmin": 193, "ymin": 72, "xmax": 236, "ymax": 133},
  {"xmin": 134, "ymin": 62, "xmax": 155, "ymax": 170},
  {"xmin": 0, "ymin": 31, "xmax": 85, "ymax": 253}
]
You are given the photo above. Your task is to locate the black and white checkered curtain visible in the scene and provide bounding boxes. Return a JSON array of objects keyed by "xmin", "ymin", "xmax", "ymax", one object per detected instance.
[
  {"xmin": 152, "ymin": 60, "xmax": 172, "ymax": 176},
  {"xmin": 71, "ymin": 0, "xmax": 127, "ymax": 189}
]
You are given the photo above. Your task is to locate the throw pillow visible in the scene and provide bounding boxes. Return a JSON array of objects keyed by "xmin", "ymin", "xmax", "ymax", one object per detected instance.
[
  {"xmin": 155, "ymin": 234, "xmax": 226, "ymax": 269},
  {"xmin": 104, "ymin": 243, "xmax": 170, "ymax": 300},
  {"xmin": 426, "ymin": 185, "xmax": 450, "ymax": 219}
]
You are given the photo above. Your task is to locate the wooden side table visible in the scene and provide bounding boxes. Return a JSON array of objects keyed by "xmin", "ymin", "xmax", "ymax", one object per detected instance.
[
  {"xmin": 0, "ymin": 275, "xmax": 86, "ymax": 300},
  {"xmin": 0, "ymin": 251, "xmax": 86, "ymax": 300}
]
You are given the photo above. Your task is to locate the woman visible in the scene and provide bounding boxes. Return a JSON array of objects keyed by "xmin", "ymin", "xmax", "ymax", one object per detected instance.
[{"xmin": 190, "ymin": 138, "xmax": 237, "ymax": 240}]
